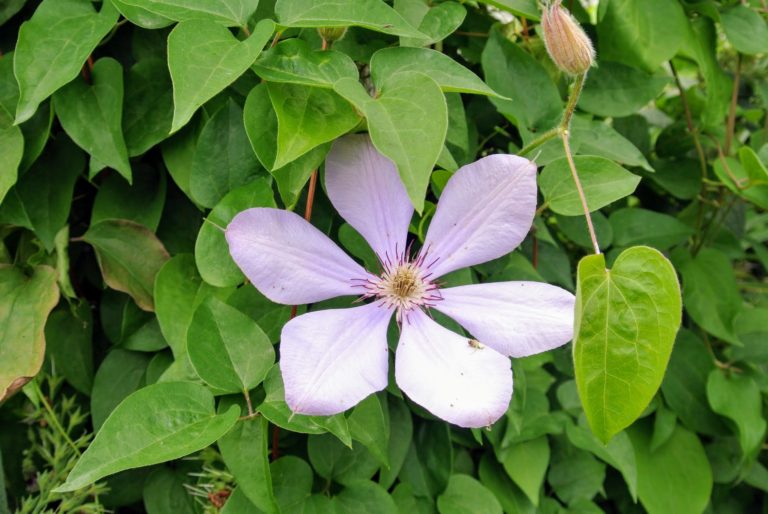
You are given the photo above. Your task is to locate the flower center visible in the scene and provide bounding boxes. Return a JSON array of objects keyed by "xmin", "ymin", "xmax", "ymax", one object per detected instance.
[{"xmin": 358, "ymin": 258, "xmax": 442, "ymax": 321}]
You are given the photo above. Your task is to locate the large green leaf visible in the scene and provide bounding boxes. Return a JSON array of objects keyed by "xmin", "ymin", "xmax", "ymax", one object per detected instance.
[
  {"xmin": 0, "ymin": 106, "xmax": 22, "ymax": 205},
  {"xmin": 90, "ymin": 348, "xmax": 152, "ymax": 431},
  {"xmin": 274, "ymin": 0, "xmax": 425, "ymax": 39},
  {"xmin": 539, "ymin": 156, "xmax": 641, "ymax": 216},
  {"xmin": 707, "ymin": 370, "xmax": 766, "ymax": 462},
  {"xmin": 673, "ymin": 248, "xmax": 742, "ymax": 345},
  {"xmin": 477, "ymin": 455, "xmax": 535, "ymax": 514},
  {"xmin": 45, "ymin": 302, "xmax": 94, "ymax": 396},
  {"xmin": 13, "ymin": 0, "xmax": 119, "ymax": 123},
  {"xmin": 574, "ymin": 247, "xmax": 682, "ymax": 443},
  {"xmin": 334, "ymin": 71, "xmax": 447, "ymax": 213},
  {"xmin": 168, "ymin": 18, "xmax": 274, "ymax": 133},
  {"xmin": 608, "ymin": 208, "xmax": 693, "ymax": 250},
  {"xmin": 91, "ymin": 166, "xmax": 166, "ymax": 232},
  {"xmin": 267, "ymin": 82, "xmax": 360, "ymax": 169},
  {"xmin": 333, "ymin": 481, "xmax": 398, "ymax": 514},
  {"xmin": 194, "ymin": 177, "xmax": 275, "ymax": 287},
  {"xmin": 219, "ymin": 415, "xmax": 278, "ymax": 514},
  {"xmin": 110, "ymin": 0, "xmax": 258, "ymax": 27},
  {"xmin": 438, "ymin": 474, "xmax": 502, "ymax": 514},
  {"xmin": 190, "ymin": 99, "xmax": 265, "ymax": 208},
  {"xmin": 83, "ymin": 219, "xmax": 170, "ymax": 311},
  {"xmin": 370, "ymin": 47, "xmax": 501, "ymax": 97},
  {"xmin": 481, "ymin": 27, "xmax": 561, "ymax": 132},
  {"xmin": 55, "ymin": 382, "xmax": 240, "ymax": 492},
  {"xmin": 0, "ymin": 265, "xmax": 59, "ymax": 402},
  {"xmin": 628, "ymin": 422, "xmax": 712, "ymax": 514},
  {"xmin": 597, "ymin": 0, "xmax": 687, "ymax": 72},
  {"xmin": 720, "ymin": 5, "xmax": 768, "ymax": 55},
  {"xmin": 481, "ymin": 0, "xmax": 539, "ymax": 20},
  {"xmin": 495, "ymin": 436, "xmax": 549, "ymax": 506},
  {"xmin": 579, "ymin": 61, "xmax": 669, "ymax": 118},
  {"xmin": 0, "ymin": 136, "xmax": 84, "ymax": 251},
  {"xmin": 54, "ymin": 58, "xmax": 131, "ymax": 182},
  {"xmin": 396, "ymin": 0, "xmax": 466, "ymax": 47},
  {"xmin": 187, "ymin": 297, "xmax": 274, "ymax": 394},
  {"xmin": 143, "ymin": 466, "xmax": 199, "ymax": 514},
  {"xmin": 713, "ymin": 152, "xmax": 768, "ymax": 210},
  {"xmin": 123, "ymin": 58, "xmax": 174, "ymax": 157},
  {"xmin": 348, "ymin": 394, "xmax": 389, "ymax": 467},
  {"xmin": 253, "ymin": 38, "xmax": 359, "ymax": 88}
]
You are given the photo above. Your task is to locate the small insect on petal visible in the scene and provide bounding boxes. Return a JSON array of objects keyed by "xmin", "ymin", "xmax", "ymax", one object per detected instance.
[{"xmin": 468, "ymin": 338, "xmax": 485, "ymax": 350}]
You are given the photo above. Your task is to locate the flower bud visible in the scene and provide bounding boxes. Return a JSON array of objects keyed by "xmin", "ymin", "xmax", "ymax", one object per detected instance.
[
  {"xmin": 317, "ymin": 27, "xmax": 347, "ymax": 45},
  {"xmin": 540, "ymin": 0, "xmax": 595, "ymax": 75}
]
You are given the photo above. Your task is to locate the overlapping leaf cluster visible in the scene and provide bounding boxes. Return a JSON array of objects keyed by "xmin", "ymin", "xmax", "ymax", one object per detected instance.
[{"xmin": 0, "ymin": 0, "xmax": 766, "ymax": 513}]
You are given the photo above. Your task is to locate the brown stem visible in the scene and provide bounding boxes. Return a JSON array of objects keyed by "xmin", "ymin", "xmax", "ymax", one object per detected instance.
[
  {"xmin": 532, "ymin": 231, "xmax": 539, "ymax": 269},
  {"xmin": 725, "ymin": 53, "xmax": 741, "ymax": 156},
  {"xmin": 669, "ymin": 60, "xmax": 708, "ymax": 179},
  {"xmin": 243, "ymin": 389, "xmax": 254, "ymax": 416}
]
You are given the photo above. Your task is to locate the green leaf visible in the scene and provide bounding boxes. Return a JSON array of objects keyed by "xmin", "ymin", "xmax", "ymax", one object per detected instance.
[
  {"xmin": 661, "ymin": 330, "xmax": 727, "ymax": 436},
  {"xmin": 258, "ymin": 365, "xmax": 352, "ymax": 447},
  {"xmin": 348, "ymin": 394, "xmax": 390, "ymax": 467},
  {"xmin": 334, "ymin": 481, "xmax": 398, "ymax": 514},
  {"xmin": 556, "ymin": 212, "xmax": 613, "ymax": 250},
  {"xmin": 45, "ymin": 302, "xmax": 94, "ymax": 396},
  {"xmin": 194, "ymin": 177, "xmax": 275, "ymax": 287},
  {"xmin": 143, "ymin": 466, "xmax": 200, "ymax": 514},
  {"xmin": 648, "ymin": 158, "xmax": 701, "ymax": 200},
  {"xmin": 378, "ymin": 396, "xmax": 413, "ymax": 489},
  {"xmin": 168, "ymin": 18, "xmax": 275, "ymax": 133},
  {"xmin": 154, "ymin": 254, "xmax": 222, "ymax": 358},
  {"xmin": 0, "ymin": 265, "xmax": 59, "ymax": 402},
  {"xmin": 597, "ymin": 0, "xmax": 687, "ymax": 72},
  {"xmin": 56, "ymin": 382, "xmax": 240, "ymax": 492},
  {"xmin": 253, "ymin": 38, "xmax": 359, "ymax": 88},
  {"xmin": 608, "ymin": 208, "xmax": 693, "ymax": 250},
  {"xmin": 547, "ymin": 437, "xmax": 605, "ymax": 505},
  {"xmin": 0, "ymin": 136, "xmax": 84, "ymax": 251},
  {"xmin": 244, "ymin": 83, "xmax": 279, "ymax": 169},
  {"xmin": 110, "ymin": 0, "xmax": 258, "ymax": 26},
  {"xmin": 477, "ymin": 455, "xmax": 535, "ymax": 514},
  {"xmin": 481, "ymin": 0, "xmax": 539, "ymax": 20},
  {"xmin": 123, "ymin": 58, "xmax": 174, "ymax": 157},
  {"xmin": 307, "ymin": 435, "xmax": 380, "ymax": 486},
  {"xmin": 267, "ymin": 82, "xmax": 360, "ymax": 169},
  {"xmin": 539, "ymin": 156, "xmax": 641, "ymax": 216},
  {"xmin": 496, "ymin": 436, "xmax": 549, "ymax": 506},
  {"xmin": 707, "ymin": 370, "xmax": 766, "ymax": 462},
  {"xmin": 574, "ymin": 247, "xmax": 682, "ymax": 443},
  {"xmin": 437, "ymin": 474, "xmax": 502, "ymax": 514},
  {"xmin": 628, "ymin": 422, "xmax": 712, "ymax": 514},
  {"xmin": 90, "ymin": 348, "xmax": 152, "ymax": 431},
  {"xmin": 275, "ymin": 0, "xmax": 426, "ymax": 39},
  {"xmin": 565, "ymin": 422, "xmax": 638, "ymax": 501},
  {"xmin": 334, "ymin": 71, "xmax": 447, "ymax": 213},
  {"xmin": 0, "ymin": 106, "xmax": 22, "ymax": 205},
  {"xmin": 220, "ymin": 488, "xmax": 263, "ymax": 514},
  {"xmin": 673, "ymin": 248, "xmax": 742, "ymax": 345},
  {"xmin": 13, "ymin": 0, "xmax": 119, "ymax": 123},
  {"xmin": 187, "ymin": 297, "xmax": 274, "ymax": 394},
  {"xmin": 579, "ymin": 61, "xmax": 669, "ymax": 118},
  {"xmin": 713, "ymin": 154, "xmax": 768, "ymax": 210},
  {"xmin": 274, "ymin": 145, "xmax": 329, "ymax": 210},
  {"xmin": 370, "ymin": 47, "xmax": 501, "ymax": 98},
  {"xmin": 219, "ymin": 415, "xmax": 278, "ymax": 513},
  {"xmin": 91, "ymin": 166, "xmax": 167, "ymax": 232},
  {"xmin": 270, "ymin": 456, "xmax": 314, "ymax": 511},
  {"xmin": 190, "ymin": 99, "xmax": 265, "ymax": 208},
  {"xmin": 481, "ymin": 27, "xmax": 561, "ymax": 132},
  {"xmin": 83, "ymin": 219, "xmax": 171, "ymax": 311},
  {"xmin": 720, "ymin": 5, "xmax": 768, "ymax": 55},
  {"xmin": 53, "ymin": 57, "xmax": 132, "ymax": 182},
  {"xmin": 397, "ymin": 0, "xmax": 466, "ymax": 47}
]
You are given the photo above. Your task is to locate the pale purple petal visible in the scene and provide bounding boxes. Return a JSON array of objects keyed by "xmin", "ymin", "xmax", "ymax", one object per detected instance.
[
  {"xmin": 325, "ymin": 134, "xmax": 413, "ymax": 260},
  {"xmin": 226, "ymin": 208, "xmax": 369, "ymax": 304},
  {"xmin": 421, "ymin": 154, "xmax": 537, "ymax": 278},
  {"xmin": 281, "ymin": 303, "xmax": 393, "ymax": 415},
  {"xmin": 395, "ymin": 309, "xmax": 512, "ymax": 428},
  {"xmin": 435, "ymin": 282, "xmax": 575, "ymax": 358}
]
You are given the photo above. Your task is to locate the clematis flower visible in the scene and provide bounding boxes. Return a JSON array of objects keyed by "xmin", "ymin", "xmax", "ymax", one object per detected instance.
[{"xmin": 226, "ymin": 135, "xmax": 575, "ymax": 428}]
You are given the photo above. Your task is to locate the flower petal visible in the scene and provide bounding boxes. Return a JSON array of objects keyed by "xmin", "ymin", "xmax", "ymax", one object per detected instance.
[
  {"xmin": 435, "ymin": 282, "xmax": 575, "ymax": 358},
  {"xmin": 422, "ymin": 154, "xmax": 537, "ymax": 278},
  {"xmin": 226, "ymin": 208, "xmax": 368, "ymax": 304},
  {"xmin": 281, "ymin": 303, "xmax": 393, "ymax": 415},
  {"xmin": 395, "ymin": 309, "xmax": 512, "ymax": 428},
  {"xmin": 325, "ymin": 134, "xmax": 413, "ymax": 260}
]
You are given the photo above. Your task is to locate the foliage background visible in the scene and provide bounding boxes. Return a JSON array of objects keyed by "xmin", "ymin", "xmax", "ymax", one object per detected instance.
[{"xmin": 0, "ymin": 0, "xmax": 767, "ymax": 513}]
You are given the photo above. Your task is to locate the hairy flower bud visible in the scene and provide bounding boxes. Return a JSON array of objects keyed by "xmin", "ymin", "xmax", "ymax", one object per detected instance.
[
  {"xmin": 540, "ymin": 0, "xmax": 595, "ymax": 75},
  {"xmin": 317, "ymin": 27, "xmax": 347, "ymax": 45}
]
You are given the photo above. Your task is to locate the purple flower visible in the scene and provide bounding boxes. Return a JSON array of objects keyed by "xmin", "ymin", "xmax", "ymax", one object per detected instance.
[{"xmin": 226, "ymin": 135, "xmax": 575, "ymax": 428}]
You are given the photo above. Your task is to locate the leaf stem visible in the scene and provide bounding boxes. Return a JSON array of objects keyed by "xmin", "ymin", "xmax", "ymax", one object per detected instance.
[
  {"xmin": 560, "ymin": 73, "xmax": 600, "ymax": 255},
  {"xmin": 669, "ymin": 60, "xmax": 707, "ymax": 179},
  {"xmin": 518, "ymin": 127, "xmax": 561, "ymax": 157},
  {"xmin": 724, "ymin": 53, "xmax": 741, "ymax": 156}
]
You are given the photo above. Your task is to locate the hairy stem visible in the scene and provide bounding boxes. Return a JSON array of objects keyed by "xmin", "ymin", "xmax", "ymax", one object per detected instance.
[{"xmin": 518, "ymin": 127, "xmax": 561, "ymax": 157}]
